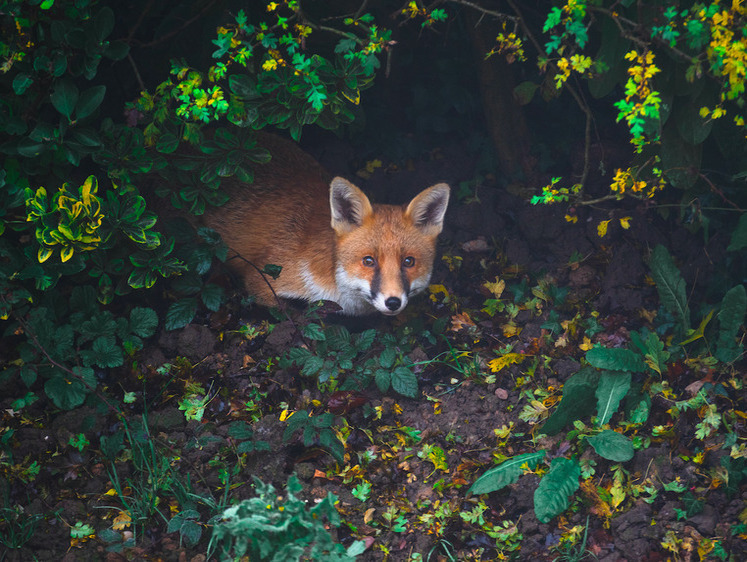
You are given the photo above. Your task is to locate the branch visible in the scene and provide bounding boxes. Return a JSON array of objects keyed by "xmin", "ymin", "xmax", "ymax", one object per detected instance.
[{"xmin": 133, "ymin": 0, "xmax": 222, "ymax": 49}]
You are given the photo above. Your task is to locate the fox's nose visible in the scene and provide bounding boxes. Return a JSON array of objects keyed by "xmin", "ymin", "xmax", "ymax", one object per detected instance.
[{"xmin": 384, "ymin": 297, "xmax": 402, "ymax": 311}]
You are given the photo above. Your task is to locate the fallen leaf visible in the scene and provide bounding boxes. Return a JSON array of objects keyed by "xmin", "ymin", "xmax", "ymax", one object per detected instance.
[
  {"xmin": 483, "ymin": 277, "xmax": 506, "ymax": 298},
  {"xmin": 450, "ymin": 312, "xmax": 475, "ymax": 331}
]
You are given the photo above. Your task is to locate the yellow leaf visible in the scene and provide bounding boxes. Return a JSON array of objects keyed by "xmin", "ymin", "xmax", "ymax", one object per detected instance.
[
  {"xmin": 38, "ymin": 246, "xmax": 53, "ymax": 263},
  {"xmin": 483, "ymin": 277, "xmax": 506, "ymax": 298},
  {"xmin": 597, "ymin": 220, "xmax": 610, "ymax": 237},
  {"xmin": 610, "ymin": 480, "xmax": 625, "ymax": 509},
  {"xmin": 488, "ymin": 353, "xmax": 524, "ymax": 373},
  {"xmin": 113, "ymin": 510, "xmax": 132, "ymax": 531},
  {"xmin": 619, "ymin": 216, "xmax": 632, "ymax": 229},
  {"xmin": 579, "ymin": 336, "xmax": 593, "ymax": 351},
  {"xmin": 501, "ymin": 323, "xmax": 522, "ymax": 337},
  {"xmin": 60, "ymin": 245, "xmax": 74, "ymax": 262},
  {"xmin": 565, "ymin": 214, "xmax": 578, "ymax": 223}
]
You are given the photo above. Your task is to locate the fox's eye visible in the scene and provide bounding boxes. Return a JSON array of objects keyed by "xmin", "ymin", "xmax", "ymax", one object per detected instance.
[
  {"xmin": 362, "ymin": 256, "xmax": 376, "ymax": 267},
  {"xmin": 403, "ymin": 256, "xmax": 415, "ymax": 268}
]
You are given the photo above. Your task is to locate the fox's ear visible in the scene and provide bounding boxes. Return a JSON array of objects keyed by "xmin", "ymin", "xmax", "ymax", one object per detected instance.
[
  {"xmin": 330, "ymin": 177, "xmax": 373, "ymax": 234},
  {"xmin": 405, "ymin": 183, "xmax": 450, "ymax": 236}
]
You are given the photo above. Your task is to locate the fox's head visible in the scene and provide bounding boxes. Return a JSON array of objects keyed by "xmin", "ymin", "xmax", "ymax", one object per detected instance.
[{"xmin": 330, "ymin": 178, "xmax": 450, "ymax": 316}]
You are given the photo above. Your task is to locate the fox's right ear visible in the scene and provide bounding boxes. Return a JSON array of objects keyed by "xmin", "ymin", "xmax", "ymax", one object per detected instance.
[{"xmin": 330, "ymin": 177, "xmax": 373, "ymax": 234}]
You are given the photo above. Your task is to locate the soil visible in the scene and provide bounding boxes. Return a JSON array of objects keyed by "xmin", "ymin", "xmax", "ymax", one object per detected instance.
[{"xmin": 1, "ymin": 139, "xmax": 745, "ymax": 561}]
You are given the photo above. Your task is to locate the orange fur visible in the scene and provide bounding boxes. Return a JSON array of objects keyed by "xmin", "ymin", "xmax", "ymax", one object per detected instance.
[{"xmin": 202, "ymin": 134, "xmax": 449, "ymax": 315}]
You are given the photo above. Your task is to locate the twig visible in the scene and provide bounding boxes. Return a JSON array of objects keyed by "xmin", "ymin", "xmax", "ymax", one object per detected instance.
[
  {"xmin": 698, "ymin": 172, "xmax": 742, "ymax": 211},
  {"xmin": 448, "ymin": 0, "xmax": 519, "ymax": 24},
  {"xmin": 226, "ymin": 250, "xmax": 310, "ymax": 347},
  {"xmin": 133, "ymin": 0, "xmax": 221, "ymax": 48}
]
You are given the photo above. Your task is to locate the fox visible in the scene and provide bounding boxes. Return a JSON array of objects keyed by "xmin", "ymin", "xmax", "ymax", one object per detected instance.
[{"xmin": 202, "ymin": 134, "xmax": 450, "ymax": 316}]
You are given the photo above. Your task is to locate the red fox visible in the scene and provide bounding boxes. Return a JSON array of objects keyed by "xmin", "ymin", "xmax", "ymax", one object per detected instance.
[{"xmin": 203, "ymin": 134, "xmax": 450, "ymax": 315}]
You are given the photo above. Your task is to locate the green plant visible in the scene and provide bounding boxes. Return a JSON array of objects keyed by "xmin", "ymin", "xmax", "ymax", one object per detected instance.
[
  {"xmin": 208, "ymin": 474, "xmax": 365, "ymax": 561},
  {"xmin": 283, "ymin": 409, "xmax": 345, "ymax": 463},
  {"xmin": 281, "ymin": 324, "xmax": 419, "ymax": 398},
  {"xmin": 102, "ymin": 415, "xmax": 173, "ymax": 540},
  {"xmin": 0, "ymin": 504, "xmax": 45, "ymax": 550},
  {"xmin": 351, "ymin": 481, "xmax": 372, "ymax": 502}
]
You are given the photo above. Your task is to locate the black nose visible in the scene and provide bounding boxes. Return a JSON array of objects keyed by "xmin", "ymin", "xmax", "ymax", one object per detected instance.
[{"xmin": 385, "ymin": 297, "xmax": 402, "ymax": 311}]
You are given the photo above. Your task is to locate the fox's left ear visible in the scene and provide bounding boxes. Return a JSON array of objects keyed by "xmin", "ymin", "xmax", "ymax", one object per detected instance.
[{"xmin": 405, "ymin": 183, "xmax": 450, "ymax": 236}]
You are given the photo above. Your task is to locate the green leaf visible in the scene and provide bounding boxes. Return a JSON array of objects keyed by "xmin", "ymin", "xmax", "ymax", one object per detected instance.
[
  {"xmin": 17, "ymin": 138, "xmax": 45, "ymax": 157},
  {"xmin": 541, "ymin": 368, "xmax": 599, "ymax": 435},
  {"xmin": 200, "ymin": 283, "xmax": 224, "ymax": 312},
  {"xmin": 94, "ymin": 7, "xmax": 115, "ymax": 41},
  {"xmin": 86, "ymin": 336, "xmax": 124, "ymax": 368},
  {"xmin": 595, "ymin": 371, "xmax": 631, "ymax": 426},
  {"xmin": 391, "ymin": 366, "xmax": 417, "ymax": 398},
  {"xmin": 319, "ymin": 429, "xmax": 345, "ymax": 463},
  {"xmin": 648, "ymin": 244, "xmax": 690, "ymax": 332},
  {"xmin": 586, "ymin": 346, "xmax": 645, "ymax": 373},
  {"xmin": 45, "ymin": 371, "xmax": 90, "ymax": 410},
  {"xmin": 50, "ymin": 79, "xmax": 79, "ymax": 120},
  {"xmin": 156, "ymin": 133, "xmax": 179, "ymax": 154},
  {"xmin": 75, "ymin": 85, "xmax": 106, "ymax": 120},
  {"xmin": 302, "ymin": 323, "xmax": 326, "ymax": 341},
  {"xmin": 627, "ymin": 393, "xmax": 651, "ymax": 425},
  {"xmin": 533, "ymin": 457, "xmax": 581, "ymax": 524},
  {"xmin": 284, "ymin": 409, "xmax": 310, "ymax": 441},
  {"xmin": 513, "ymin": 81, "xmax": 538, "ymax": 106},
  {"xmin": 374, "ymin": 369, "xmax": 391, "ymax": 393},
  {"xmin": 129, "ymin": 307, "xmax": 158, "ymax": 338},
  {"xmin": 727, "ymin": 214, "xmax": 747, "ymax": 252},
  {"xmin": 100, "ymin": 431, "xmax": 124, "ymax": 460},
  {"xmin": 288, "ymin": 347, "xmax": 312, "ymax": 364},
  {"xmin": 168, "ymin": 510, "xmax": 202, "ymax": 548},
  {"xmin": 13, "ymin": 73, "xmax": 34, "ymax": 95},
  {"xmin": 229, "ymin": 75, "xmax": 261, "ymax": 100},
  {"xmin": 300, "ymin": 355, "xmax": 324, "ymax": 377},
  {"xmin": 643, "ymin": 331, "xmax": 671, "ymax": 373},
  {"xmin": 715, "ymin": 284, "xmax": 746, "ymax": 363},
  {"xmin": 378, "ymin": 347, "xmax": 396, "ymax": 369},
  {"xmin": 165, "ymin": 298, "xmax": 198, "ymax": 330},
  {"xmin": 356, "ymin": 329, "xmax": 376, "ymax": 351},
  {"xmin": 227, "ymin": 421, "xmax": 254, "ymax": 440},
  {"xmin": 104, "ymin": 40, "xmax": 129, "ymax": 61},
  {"xmin": 469, "ymin": 452, "xmax": 547, "ymax": 495},
  {"xmin": 587, "ymin": 430, "xmax": 635, "ymax": 462}
]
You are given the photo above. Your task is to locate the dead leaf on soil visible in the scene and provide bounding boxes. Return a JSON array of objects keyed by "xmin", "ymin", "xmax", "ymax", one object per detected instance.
[{"xmin": 450, "ymin": 312, "xmax": 475, "ymax": 331}]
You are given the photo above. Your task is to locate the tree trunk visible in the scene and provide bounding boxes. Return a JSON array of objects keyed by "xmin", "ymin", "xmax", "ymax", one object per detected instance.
[{"xmin": 466, "ymin": 10, "xmax": 536, "ymax": 182}]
